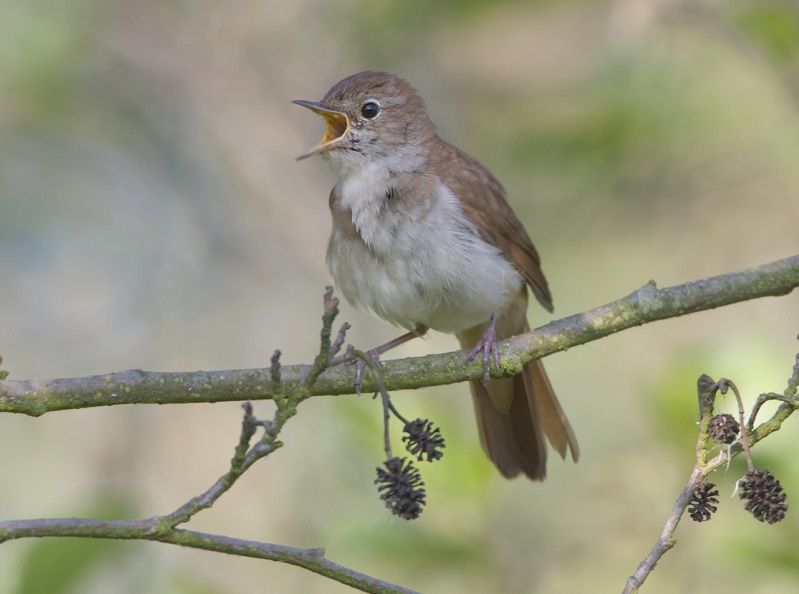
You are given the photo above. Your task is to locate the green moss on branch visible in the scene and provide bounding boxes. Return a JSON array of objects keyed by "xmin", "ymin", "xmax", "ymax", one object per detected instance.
[{"xmin": 1, "ymin": 254, "xmax": 797, "ymax": 417}]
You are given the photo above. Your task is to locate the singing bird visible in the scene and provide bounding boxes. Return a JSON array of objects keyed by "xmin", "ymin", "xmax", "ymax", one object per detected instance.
[{"xmin": 294, "ymin": 71, "xmax": 578, "ymax": 479}]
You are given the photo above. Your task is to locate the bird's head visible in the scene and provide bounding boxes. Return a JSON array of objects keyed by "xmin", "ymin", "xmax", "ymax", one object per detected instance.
[{"xmin": 294, "ymin": 71, "xmax": 435, "ymax": 175}]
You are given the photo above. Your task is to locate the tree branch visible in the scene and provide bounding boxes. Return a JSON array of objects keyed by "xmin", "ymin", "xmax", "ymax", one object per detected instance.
[
  {"xmin": 0, "ymin": 519, "xmax": 416, "ymax": 594},
  {"xmin": 623, "ymin": 375, "xmax": 718, "ymax": 594},
  {"xmin": 1, "ymin": 254, "xmax": 796, "ymax": 417},
  {"xmin": 0, "ymin": 399, "xmax": 417, "ymax": 594},
  {"xmin": 0, "ymin": 288, "xmax": 418, "ymax": 594},
  {"xmin": 1, "ymin": 258, "xmax": 797, "ymax": 592},
  {"xmin": 623, "ymin": 351, "xmax": 799, "ymax": 593},
  {"xmin": 623, "ymin": 466, "xmax": 704, "ymax": 594}
]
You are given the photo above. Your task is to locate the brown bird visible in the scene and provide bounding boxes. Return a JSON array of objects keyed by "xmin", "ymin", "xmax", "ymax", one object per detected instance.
[{"xmin": 294, "ymin": 71, "xmax": 578, "ymax": 480}]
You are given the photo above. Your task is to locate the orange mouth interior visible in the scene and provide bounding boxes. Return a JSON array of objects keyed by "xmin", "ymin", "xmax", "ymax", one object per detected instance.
[
  {"xmin": 294, "ymin": 100, "xmax": 351, "ymax": 160},
  {"xmin": 321, "ymin": 111, "xmax": 348, "ymax": 145}
]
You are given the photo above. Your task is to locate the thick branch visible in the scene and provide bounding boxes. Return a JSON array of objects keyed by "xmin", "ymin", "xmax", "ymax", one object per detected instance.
[{"xmin": 1, "ymin": 254, "xmax": 797, "ymax": 416}]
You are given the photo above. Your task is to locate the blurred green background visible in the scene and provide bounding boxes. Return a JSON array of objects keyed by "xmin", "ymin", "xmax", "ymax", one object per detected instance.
[{"xmin": 1, "ymin": 0, "xmax": 798, "ymax": 592}]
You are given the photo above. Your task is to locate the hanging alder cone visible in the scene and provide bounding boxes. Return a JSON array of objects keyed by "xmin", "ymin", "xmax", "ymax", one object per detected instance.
[
  {"xmin": 688, "ymin": 481, "xmax": 719, "ymax": 522},
  {"xmin": 402, "ymin": 418, "xmax": 446, "ymax": 462},
  {"xmin": 739, "ymin": 469, "xmax": 788, "ymax": 524},
  {"xmin": 708, "ymin": 414, "xmax": 739, "ymax": 445},
  {"xmin": 375, "ymin": 457, "xmax": 427, "ymax": 520}
]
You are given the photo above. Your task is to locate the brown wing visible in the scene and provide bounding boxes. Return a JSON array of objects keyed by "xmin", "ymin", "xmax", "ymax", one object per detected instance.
[{"xmin": 429, "ymin": 138, "xmax": 553, "ymax": 312}]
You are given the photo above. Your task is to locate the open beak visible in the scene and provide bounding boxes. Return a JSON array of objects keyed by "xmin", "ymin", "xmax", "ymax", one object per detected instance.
[{"xmin": 292, "ymin": 100, "xmax": 350, "ymax": 160}]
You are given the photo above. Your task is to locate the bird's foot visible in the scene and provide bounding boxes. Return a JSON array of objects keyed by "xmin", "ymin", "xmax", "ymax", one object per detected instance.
[
  {"xmin": 466, "ymin": 314, "xmax": 500, "ymax": 383},
  {"xmin": 342, "ymin": 325, "xmax": 429, "ymax": 395},
  {"xmin": 353, "ymin": 348, "xmax": 382, "ymax": 397}
]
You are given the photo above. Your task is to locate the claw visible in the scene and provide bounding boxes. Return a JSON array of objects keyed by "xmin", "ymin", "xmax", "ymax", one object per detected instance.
[
  {"xmin": 354, "ymin": 359, "xmax": 365, "ymax": 396},
  {"xmin": 466, "ymin": 314, "xmax": 500, "ymax": 383},
  {"xmin": 354, "ymin": 348, "xmax": 381, "ymax": 396},
  {"xmin": 347, "ymin": 325, "xmax": 428, "ymax": 396}
]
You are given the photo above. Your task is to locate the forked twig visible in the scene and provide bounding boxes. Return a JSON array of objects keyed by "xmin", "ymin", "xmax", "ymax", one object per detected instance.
[{"xmin": 0, "ymin": 290, "xmax": 416, "ymax": 594}]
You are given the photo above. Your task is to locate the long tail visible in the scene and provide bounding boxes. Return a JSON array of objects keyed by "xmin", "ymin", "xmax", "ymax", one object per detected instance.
[{"xmin": 458, "ymin": 320, "xmax": 578, "ymax": 480}]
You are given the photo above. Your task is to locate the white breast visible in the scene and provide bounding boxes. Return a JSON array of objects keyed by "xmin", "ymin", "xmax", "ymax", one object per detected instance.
[{"xmin": 327, "ymin": 166, "xmax": 523, "ymax": 333}]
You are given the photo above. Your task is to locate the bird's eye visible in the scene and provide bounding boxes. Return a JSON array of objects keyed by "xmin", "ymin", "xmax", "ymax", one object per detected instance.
[{"xmin": 360, "ymin": 101, "xmax": 380, "ymax": 120}]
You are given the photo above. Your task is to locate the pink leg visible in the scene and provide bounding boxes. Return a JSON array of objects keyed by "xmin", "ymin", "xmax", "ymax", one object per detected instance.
[
  {"xmin": 466, "ymin": 314, "xmax": 500, "ymax": 383},
  {"xmin": 353, "ymin": 325, "xmax": 429, "ymax": 395}
]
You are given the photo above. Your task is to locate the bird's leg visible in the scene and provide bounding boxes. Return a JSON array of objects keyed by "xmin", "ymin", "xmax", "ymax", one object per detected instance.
[
  {"xmin": 350, "ymin": 325, "xmax": 429, "ymax": 395},
  {"xmin": 466, "ymin": 314, "xmax": 501, "ymax": 383}
]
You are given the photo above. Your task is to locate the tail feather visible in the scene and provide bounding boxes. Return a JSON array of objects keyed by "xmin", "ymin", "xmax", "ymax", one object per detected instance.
[
  {"xmin": 529, "ymin": 359, "xmax": 579, "ymax": 462},
  {"xmin": 469, "ymin": 374, "xmax": 547, "ymax": 479},
  {"xmin": 470, "ymin": 378, "xmax": 522, "ymax": 478},
  {"xmin": 459, "ymin": 317, "xmax": 578, "ymax": 480},
  {"xmin": 510, "ymin": 370, "xmax": 548, "ymax": 478}
]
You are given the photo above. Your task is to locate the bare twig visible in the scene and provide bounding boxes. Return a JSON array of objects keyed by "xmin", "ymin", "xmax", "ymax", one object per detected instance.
[
  {"xmin": 331, "ymin": 322, "xmax": 351, "ymax": 360},
  {"xmin": 0, "ymin": 289, "xmax": 417, "ymax": 594},
  {"xmin": 746, "ymin": 392, "xmax": 791, "ymax": 432},
  {"xmin": 623, "ymin": 466, "xmax": 705, "ymax": 594},
  {"xmin": 0, "ymin": 259, "xmax": 798, "ymax": 590},
  {"xmin": 716, "ymin": 379, "xmax": 754, "ymax": 471},
  {"xmin": 156, "ymin": 402, "xmax": 277, "ymax": 530},
  {"xmin": 379, "ymin": 391, "xmax": 393, "ymax": 459},
  {"xmin": 349, "ymin": 348, "xmax": 395, "ymax": 459},
  {"xmin": 1, "ymin": 254, "xmax": 797, "ymax": 417},
  {"xmin": 304, "ymin": 286, "xmax": 346, "ymax": 390},
  {"xmin": 0, "ymin": 518, "xmax": 416, "ymax": 594},
  {"xmin": 0, "ymin": 400, "xmax": 416, "ymax": 593},
  {"xmin": 386, "ymin": 398, "xmax": 411, "ymax": 425},
  {"xmin": 623, "ymin": 374, "xmax": 717, "ymax": 594},
  {"xmin": 710, "ymin": 339, "xmax": 799, "ymax": 472},
  {"xmin": 624, "ymin": 342, "xmax": 799, "ymax": 593}
]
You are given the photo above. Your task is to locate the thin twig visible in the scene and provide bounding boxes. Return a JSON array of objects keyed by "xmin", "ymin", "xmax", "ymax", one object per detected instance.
[
  {"xmin": 623, "ymin": 373, "xmax": 720, "ymax": 593},
  {"xmin": 0, "ymin": 519, "xmax": 417, "ymax": 594},
  {"xmin": 0, "ymin": 399, "xmax": 416, "ymax": 593},
  {"xmin": 1, "ymin": 254, "xmax": 797, "ymax": 417},
  {"xmin": 386, "ymin": 398, "xmax": 410, "ymax": 425},
  {"xmin": 380, "ymin": 391, "xmax": 393, "ymax": 459},
  {"xmin": 623, "ymin": 466, "xmax": 704, "ymax": 594},
  {"xmin": 233, "ymin": 402, "xmax": 258, "ymax": 466},
  {"xmin": 349, "ymin": 348, "xmax": 395, "ymax": 458},
  {"xmin": 624, "ymin": 344, "xmax": 799, "ymax": 592},
  {"xmin": 304, "ymin": 286, "xmax": 340, "ymax": 390},
  {"xmin": 786, "ymin": 342, "xmax": 799, "ymax": 396},
  {"xmin": 156, "ymin": 402, "xmax": 275, "ymax": 530},
  {"xmin": 331, "ymin": 322, "xmax": 351, "ymax": 360},
  {"xmin": 717, "ymin": 379, "xmax": 754, "ymax": 471},
  {"xmin": 0, "ymin": 288, "xmax": 418, "ymax": 594}
]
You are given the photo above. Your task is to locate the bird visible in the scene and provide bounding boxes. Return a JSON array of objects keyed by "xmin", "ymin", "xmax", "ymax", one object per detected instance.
[{"xmin": 293, "ymin": 71, "xmax": 578, "ymax": 480}]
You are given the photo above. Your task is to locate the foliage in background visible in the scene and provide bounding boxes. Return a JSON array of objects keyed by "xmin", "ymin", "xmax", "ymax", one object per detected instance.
[{"xmin": 1, "ymin": 0, "xmax": 797, "ymax": 592}]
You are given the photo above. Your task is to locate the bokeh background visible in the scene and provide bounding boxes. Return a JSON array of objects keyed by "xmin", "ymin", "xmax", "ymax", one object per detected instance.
[{"xmin": 1, "ymin": 0, "xmax": 799, "ymax": 592}]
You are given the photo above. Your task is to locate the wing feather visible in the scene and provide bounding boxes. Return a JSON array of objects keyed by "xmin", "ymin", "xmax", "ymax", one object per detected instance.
[{"xmin": 429, "ymin": 138, "xmax": 553, "ymax": 312}]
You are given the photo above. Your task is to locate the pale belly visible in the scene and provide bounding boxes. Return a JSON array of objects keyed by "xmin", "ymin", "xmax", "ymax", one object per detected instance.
[{"xmin": 327, "ymin": 188, "xmax": 524, "ymax": 333}]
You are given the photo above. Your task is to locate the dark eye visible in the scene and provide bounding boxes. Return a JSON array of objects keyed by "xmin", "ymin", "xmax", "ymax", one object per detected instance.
[{"xmin": 360, "ymin": 101, "xmax": 380, "ymax": 119}]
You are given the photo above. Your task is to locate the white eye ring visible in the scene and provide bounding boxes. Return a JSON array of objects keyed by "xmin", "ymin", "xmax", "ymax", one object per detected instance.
[{"xmin": 360, "ymin": 100, "xmax": 381, "ymax": 120}]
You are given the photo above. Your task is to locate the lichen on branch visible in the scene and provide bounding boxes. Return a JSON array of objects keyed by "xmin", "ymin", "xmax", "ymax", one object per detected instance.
[{"xmin": 1, "ymin": 254, "xmax": 797, "ymax": 417}]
